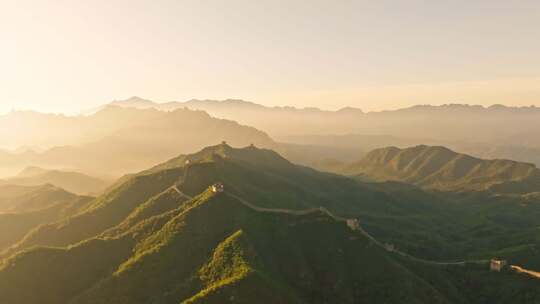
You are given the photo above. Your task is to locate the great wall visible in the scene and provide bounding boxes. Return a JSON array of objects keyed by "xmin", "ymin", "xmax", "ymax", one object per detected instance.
[{"xmin": 171, "ymin": 183, "xmax": 538, "ymax": 277}]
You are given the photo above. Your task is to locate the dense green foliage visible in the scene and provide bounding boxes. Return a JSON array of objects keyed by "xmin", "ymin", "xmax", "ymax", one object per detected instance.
[
  {"xmin": 1, "ymin": 168, "xmax": 184, "ymax": 258},
  {"xmin": 0, "ymin": 143, "xmax": 538, "ymax": 303},
  {"xmin": 1, "ymin": 187, "xmax": 538, "ymax": 303}
]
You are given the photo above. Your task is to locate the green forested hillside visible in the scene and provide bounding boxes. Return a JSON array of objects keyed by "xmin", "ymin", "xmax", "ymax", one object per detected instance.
[
  {"xmin": 0, "ymin": 143, "xmax": 538, "ymax": 303},
  {"xmin": 345, "ymin": 145, "xmax": 540, "ymax": 194},
  {"xmin": 1, "ymin": 187, "xmax": 538, "ymax": 304},
  {"xmin": 0, "ymin": 184, "xmax": 92, "ymax": 252},
  {"xmin": 2, "ymin": 167, "xmax": 186, "ymax": 257}
]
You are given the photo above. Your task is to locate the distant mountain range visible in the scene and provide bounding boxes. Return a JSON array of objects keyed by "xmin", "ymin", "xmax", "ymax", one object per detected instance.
[
  {"xmin": 109, "ymin": 96, "xmax": 365, "ymax": 137},
  {"xmin": 340, "ymin": 145, "xmax": 540, "ymax": 194},
  {"xmin": 108, "ymin": 97, "xmax": 540, "ymax": 168},
  {"xmin": 0, "ymin": 143, "xmax": 539, "ymax": 303},
  {"xmin": 3, "ymin": 97, "xmax": 540, "ymax": 177},
  {"xmin": 111, "ymin": 97, "xmax": 540, "ymax": 148},
  {"xmin": 0, "ymin": 167, "xmax": 110, "ymax": 195},
  {"xmin": 0, "ymin": 104, "xmax": 378, "ymax": 178},
  {"xmin": 0, "ymin": 106, "xmax": 276, "ymax": 177}
]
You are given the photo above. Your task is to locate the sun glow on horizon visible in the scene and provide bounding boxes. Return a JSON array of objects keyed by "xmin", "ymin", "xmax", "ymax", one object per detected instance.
[{"xmin": 1, "ymin": 0, "xmax": 539, "ymax": 114}]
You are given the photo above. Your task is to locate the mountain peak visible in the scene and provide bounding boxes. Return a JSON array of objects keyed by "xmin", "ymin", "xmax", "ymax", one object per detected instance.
[
  {"xmin": 147, "ymin": 143, "xmax": 291, "ymax": 174},
  {"xmin": 17, "ymin": 166, "xmax": 48, "ymax": 177},
  {"xmin": 110, "ymin": 96, "xmax": 157, "ymax": 108},
  {"xmin": 336, "ymin": 106, "xmax": 364, "ymax": 114},
  {"xmin": 193, "ymin": 142, "xmax": 291, "ymax": 168}
]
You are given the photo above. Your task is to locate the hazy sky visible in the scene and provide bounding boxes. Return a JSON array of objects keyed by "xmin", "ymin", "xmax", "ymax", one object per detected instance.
[{"xmin": 1, "ymin": 0, "xmax": 540, "ymax": 114}]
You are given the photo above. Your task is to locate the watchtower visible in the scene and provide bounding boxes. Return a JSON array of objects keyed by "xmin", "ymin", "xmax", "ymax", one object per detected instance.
[
  {"xmin": 384, "ymin": 243, "xmax": 395, "ymax": 252},
  {"xmin": 490, "ymin": 259, "xmax": 507, "ymax": 272},
  {"xmin": 211, "ymin": 183, "xmax": 224, "ymax": 193},
  {"xmin": 346, "ymin": 218, "xmax": 360, "ymax": 231}
]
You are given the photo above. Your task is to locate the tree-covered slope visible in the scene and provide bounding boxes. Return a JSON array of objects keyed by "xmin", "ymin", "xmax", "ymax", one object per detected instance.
[
  {"xmin": 1, "ymin": 143, "xmax": 539, "ymax": 303},
  {"xmin": 4, "ymin": 143, "xmax": 540, "ymax": 266},
  {"xmin": 72, "ymin": 190, "xmax": 456, "ymax": 304},
  {"xmin": 345, "ymin": 145, "xmax": 540, "ymax": 194},
  {"xmin": 1, "ymin": 185, "xmax": 538, "ymax": 304},
  {"xmin": 2, "ymin": 143, "xmax": 392, "ymax": 257},
  {"xmin": 2, "ymin": 167, "xmax": 186, "ymax": 258},
  {"xmin": 0, "ymin": 185, "xmax": 92, "ymax": 251}
]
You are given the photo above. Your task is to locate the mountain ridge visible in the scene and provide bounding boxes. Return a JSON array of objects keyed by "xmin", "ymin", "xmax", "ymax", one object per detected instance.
[
  {"xmin": 0, "ymin": 106, "xmax": 276, "ymax": 177},
  {"xmin": 1, "ymin": 164, "xmax": 538, "ymax": 303},
  {"xmin": 112, "ymin": 96, "xmax": 540, "ymax": 115},
  {"xmin": 0, "ymin": 143, "xmax": 539, "ymax": 303},
  {"xmin": 111, "ymin": 96, "xmax": 365, "ymax": 114},
  {"xmin": 108, "ymin": 97, "xmax": 540, "ymax": 156},
  {"xmin": 0, "ymin": 167, "xmax": 110, "ymax": 195},
  {"xmin": 345, "ymin": 145, "xmax": 540, "ymax": 194}
]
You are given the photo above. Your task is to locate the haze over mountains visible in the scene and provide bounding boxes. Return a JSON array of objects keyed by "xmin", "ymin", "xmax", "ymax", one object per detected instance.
[
  {"xmin": 0, "ymin": 105, "xmax": 274, "ymax": 177},
  {"xmin": 1, "ymin": 97, "xmax": 540, "ymax": 303},
  {"xmin": 3, "ymin": 96, "xmax": 540, "ymax": 180},
  {"xmin": 110, "ymin": 97, "xmax": 540, "ymax": 142},
  {"xmin": 111, "ymin": 97, "xmax": 540, "ymax": 166},
  {"xmin": 1, "ymin": 143, "xmax": 538, "ymax": 303},
  {"xmin": 281, "ymin": 133, "xmax": 540, "ymax": 169},
  {"xmin": 0, "ymin": 167, "xmax": 110, "ymax": 195},
  {"xmin": 4, "ymin": 0, "xmax": 540, "ymax": 301}
]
